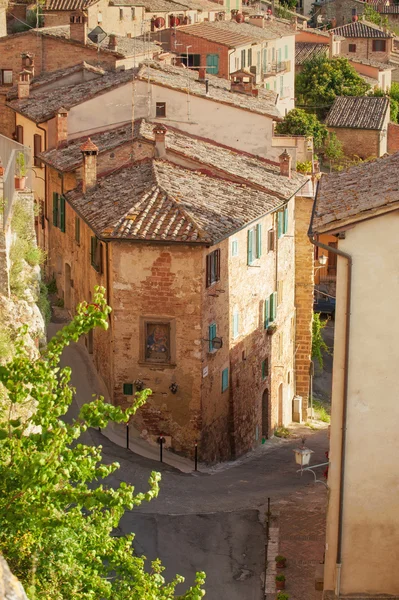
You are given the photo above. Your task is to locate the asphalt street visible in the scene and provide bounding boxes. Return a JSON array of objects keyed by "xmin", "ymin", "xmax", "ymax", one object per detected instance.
[{"xmin": 49, "ymin": 323, "xmax": 328, "ymax": 599}]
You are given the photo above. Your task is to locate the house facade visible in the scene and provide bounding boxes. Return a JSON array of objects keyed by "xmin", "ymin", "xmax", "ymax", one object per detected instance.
[
  {"xmin": 38, "ymin": 121, "xmax": 312, "ymax": 461},
  {"xmin": 330, "ymin": 20, "xmax": 394, "ymax": 63},
  {"xmin": 310, "ymin": 151, "xmax": 399, "ymax": 599}
]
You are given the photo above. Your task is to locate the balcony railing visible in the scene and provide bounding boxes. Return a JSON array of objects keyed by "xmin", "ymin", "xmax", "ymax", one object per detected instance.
[
  {"xmin": 262, "ymin": 60, "xmax": 290, "ymax": 77},
  {"xmin": 0, "ymin": 135, "xmax": 32, "ymax": 230}
]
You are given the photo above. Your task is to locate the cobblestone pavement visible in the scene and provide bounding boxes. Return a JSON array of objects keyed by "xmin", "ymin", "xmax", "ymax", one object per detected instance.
[{"xmin": 277, "ymin": 485, "xmax": 327, "ymax": 600}]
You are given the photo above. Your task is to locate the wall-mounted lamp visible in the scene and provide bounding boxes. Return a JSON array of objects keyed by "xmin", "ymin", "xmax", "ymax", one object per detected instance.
[
  {"xmin": 169, "ymin": 382, "xmax": 178, "ymax": 394},
  {"xmin": 203, "ymin": 336, "xmax": 223, "ymax": 350},
  {"xmin": 318, "ymin": 254, "xmax": 328, "ymax": 266},
  {"xmin": 134, "ymin": 379, "xmax": 144, "ymax": 391}
]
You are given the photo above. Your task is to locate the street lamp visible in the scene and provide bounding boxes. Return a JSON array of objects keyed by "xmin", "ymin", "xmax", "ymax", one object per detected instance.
[
  {"xmin": 293, "ymin": 438, "xmax": 329, "ymax": 487},
  {"xmin": 318, "ymin": 254, "xmax": 328, "ymax": 266}
]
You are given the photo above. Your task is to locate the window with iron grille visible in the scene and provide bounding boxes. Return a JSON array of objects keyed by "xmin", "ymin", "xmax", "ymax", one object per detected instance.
[{"xmin": 156, "ymin": 102, "xmax": 166, "ymax": 117}]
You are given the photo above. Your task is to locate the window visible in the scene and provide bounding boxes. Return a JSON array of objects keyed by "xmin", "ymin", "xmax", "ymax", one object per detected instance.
[
  {"xmin": 262, "ymin": 358, "xmax": 269, "ymax": 380},
  {"xmin": 145, "ymin": 321, "xmax": 171, "ymax": 363},
  {"xmin": 0, "ymin": 69, "xmax": 13, "ymax": 85},
  {"xmin": 233, "ymin": 310, "xmax": 239, "ymax": 339},
  {"xmin": 351, "ymin": 8, "xmax": 357, "ymax": 16},
  {"xmin": 284, "ymin": 44, "xmax": 288, "ymax": 60},
  {"xmin": 156, "ymin": 102, "xmax": 166, "ymax": 118},
  {"xmin": 119, "ymin": 7, "xmax": 123, "ymax": 19},
  {"xmin": 131, "ymin": 7, "xmax": 135, "ymax": 19},
  {"xmin": 268, "ymin": 228, "xmax": 275, "ymax": 252},
  {"xmin": 241, "ymin": 49, "xmax": 246, "ymax": 69},
  {"xmin": 90, "ymin": 236, "xmax": 102, "ymax": 272},
  {"xmin": 257, "ymin": 51, "xmax": 260, "ymax": 72},
  {"xmin": 209, "ymin": 322, "xmax": 217, "ymax": 352},
  {"xmin": 52, "ymin": 193, "xmax": 65, "ymax": 232},
  {"xmin": 75, "ymin": 216, "xmax": 81, "ymax": 244},
  {"xmin": 348, "ymin": 43, "xmax": 356, "ymax": 53},
  {"xmin": 265, "ymin": 82, "xmax": 270, "ymax": 90},
  {"xmin": 277, "ymin": 206, "xmax": 288, "ymax": 238},
  {"xmin": 247, "ymin": 48, "xmax": 252, "ymax": 67},
  {"xmin": 372, "ymin": 40, "xmax": 386, "ymax": 52},
  {"xmin": 33, "ymin": 133, "xmax": 42, "ymax": 168},
  {"xmin": 221, "ymin": 367, "xmax": 229, "ymax": 392},
  {"xmin": 123, "ymin": 383, "xmax": 133, "ymax": 395},
  {"xmin": 15, "ymin": 125, "xmax": 23, "ymax": 144},
  {"xmin": 264, "ymin": 291, "xmax": 277, "ymax": 328},
  {"xmin": 247, "ymin": 223, "xmax": 262, "ymax": 265},
  {"xmin": 60, "ymin": 195, "xmax": 66, "ymax": 232},
  {"xmin": 206, "ymin": 249, "xmax": 220, "ymax": 287},
  {"xmin": 231, "ymin": 239, "xmax": 238, "ymax": 257},
  {"xmin": 280, "ymin": 75, "xmax": 284, "ymax": 97}
]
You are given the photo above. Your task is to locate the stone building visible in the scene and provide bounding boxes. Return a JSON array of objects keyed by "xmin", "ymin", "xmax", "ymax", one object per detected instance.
[
  {"xmin": 330, "ymin": 20, "xmax": 394, "ymax": 62},
  {"xmin": 325, "ymin": 95, "xmax": 390, "ymax": 158},
  {"xmin": 312, "ymin": 0, "xmax": 371, "ymax": 26},
  {"xmin": 38, "ymin": 119, "xmax": 313, "ymax": 461},
  {"xmin": 310, "ymin": 151, "xmax": 399, "ymax": 599}
]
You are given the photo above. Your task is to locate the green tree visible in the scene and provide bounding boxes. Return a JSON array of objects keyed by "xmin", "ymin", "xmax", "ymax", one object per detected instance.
[
  {"xmin": 275, "ymin": 108, "xmax": 328, "ymax": 149},
  {"xmin": 369, "ymin": 86, "xmax": 399, "ymax": 123},
  {"xmin": 323, "ymin": 132, "xmax": 344, "ymax": 172},
  {"xmin": 312, "ymin": 312, "xmax": 330, "ymax": 370},
  {"xmin": 296, "ymin": 56, "xmax": 370, "ymax": 112},
  {"xmin": 363, "ymin": 4, "xmax": 388, "ymax": 28},
  {"xmin": 0, "ymin": 287, "xmax": 205, "ymax": 600}
]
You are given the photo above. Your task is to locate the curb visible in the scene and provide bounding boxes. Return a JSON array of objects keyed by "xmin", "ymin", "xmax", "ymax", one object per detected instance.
[{"xmin": 265, "ymin": 509, "xmax": 280, "ymax": 600}]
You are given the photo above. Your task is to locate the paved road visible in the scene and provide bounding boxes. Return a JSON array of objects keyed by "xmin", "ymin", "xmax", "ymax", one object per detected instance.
[{"xmin": 49, "ymin": 323, "xmax": 328, "ymax": 599}]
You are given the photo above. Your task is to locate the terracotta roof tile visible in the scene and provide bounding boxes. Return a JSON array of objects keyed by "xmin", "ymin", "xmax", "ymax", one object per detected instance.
[
  {"xmin": 311, "ymin": 152, "xmax": 399, "ymax": 233},
  {"xmin": 66, "ymin": 159, "xmax": 285, "ymax": 242},
  {"xmin": 80, "ymin": 137, "xmax": 99, "ymax": 152},
  {"xmin": 331, "ymin": 20, "xmax": 393, "ymax": 39},
  {"xmin": 178, "ymin": 19, "xmax": 295, "ymax": 47},
  {"xmin": 295, "ymin": 42, "xmax": 328, "ymax": 65},
  {"xmin": 325, "ymin": 96, "xmax": 389, "ymax": 130}
]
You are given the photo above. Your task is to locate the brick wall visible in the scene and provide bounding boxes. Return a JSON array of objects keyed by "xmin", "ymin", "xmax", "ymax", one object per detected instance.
[
  {"xmin": 340, "ymin": 37, "xmax": 392, "ymax": 62},
  {"xmin": 174, "ymin": 30, "xmax": 230, "ymax": 78},
  {"xmin": 0, "ymin": 94, "xmax": 15, "ymax": 138},
  {"xmin": 388, "ymin": 121, "xmax": 399, "ymax": 154},
  {"xmin": 328, "ymin": 126, "xmax": 381, "ymax": 159},
  {"xmin": 318, "ymin": 0, "xmax": 365, "ymax": 25}
]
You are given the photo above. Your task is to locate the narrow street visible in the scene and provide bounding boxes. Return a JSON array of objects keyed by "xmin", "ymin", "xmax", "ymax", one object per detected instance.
[{"xmin": 50, "ymin": 323, "xmax": 328, "ymax": 599}]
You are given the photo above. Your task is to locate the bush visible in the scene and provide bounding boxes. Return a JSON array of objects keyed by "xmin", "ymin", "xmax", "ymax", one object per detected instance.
[
  {"xmin": 36, "ymin": 281, "xmax": 51, "ymax": 325},
  {"xmin": 276, "ymin": 574, "xmax": 286, "ymax": 581},
  {"xmin": 274, "ymin": 427, "xmax": 290, "ymax": 438},
  {"xmin": 275, "ymin": 108, "xmax": 328, "ymax": 150}
]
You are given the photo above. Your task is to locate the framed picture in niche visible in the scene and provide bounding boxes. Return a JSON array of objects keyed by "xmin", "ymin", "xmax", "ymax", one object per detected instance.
[{"xmin": 145, "ymin": 322, "xmax": 170, "ymax": 363}]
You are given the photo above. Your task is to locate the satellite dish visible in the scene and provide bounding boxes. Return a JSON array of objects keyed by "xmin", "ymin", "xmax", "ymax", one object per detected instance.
[{"xmin": 88, "ymin": 25, "xmax": 107, "ymax": 44}]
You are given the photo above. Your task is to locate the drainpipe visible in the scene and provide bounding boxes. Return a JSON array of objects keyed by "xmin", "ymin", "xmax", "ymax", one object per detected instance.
[{"xmin": 308, "ymin": 200, "xmax": 353, "ymax": 599}]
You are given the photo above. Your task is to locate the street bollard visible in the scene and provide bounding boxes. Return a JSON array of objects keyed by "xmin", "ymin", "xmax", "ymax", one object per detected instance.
[
  {"xmin": 158, "ymin": 436, "xmax": 165, "ymax": 462},
  {"xmin": 126, "ymin": 424, "xmax": 129, "ymax": 449},
  {"xmin": 194, "ymin": 442, "xmax": 198, "ymax": 471}
]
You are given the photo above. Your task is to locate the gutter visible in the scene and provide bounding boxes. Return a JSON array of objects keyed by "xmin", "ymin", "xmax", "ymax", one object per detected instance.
[{"xmin": 308, "ymin": 184, "xmax": 353, "ymax": 600}]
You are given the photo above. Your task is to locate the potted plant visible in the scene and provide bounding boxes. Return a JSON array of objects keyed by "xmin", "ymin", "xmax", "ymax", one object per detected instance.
[
  {"xmin": 275, "ymin": 554, "xmax": 287, "ymax": 568},
  {"xmin": 277, "ymin": 593, "xmax": 289, "ymax": 600},
  {"xmin": 276, "ymin": 574, "xmax": 286, "ymax": 590},
  {"xmin": 267, "ymin": 324, "xmax": 277, "ymax": 335},
  {"xmin": 15, "ymin": 152, "xmax": 27, "ymax": 190}
]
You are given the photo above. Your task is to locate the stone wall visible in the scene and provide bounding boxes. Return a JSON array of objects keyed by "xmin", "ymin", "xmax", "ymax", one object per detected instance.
[
  {"xmin": 339, "ymin": 36, "xmax": 392, "ymax": 62},
  {"xmin": 327, "ymin": 126, "xmax": 381, "ymax": 159}
]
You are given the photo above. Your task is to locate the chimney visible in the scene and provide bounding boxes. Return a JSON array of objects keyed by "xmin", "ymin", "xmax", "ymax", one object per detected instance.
[
  {"xmin": 153, "ymin": 124, "xmax": 167, "ymax": 158},
  {"xmin": 69, "ymin": 12, "xmax": 87, "ymax": 44},
  {"xmin": 108, "ymin": 33, "xmax": 117, "ymax": 51},
  {"xmin": 18, "ymin": 70, "xmax": 31, "ymax": 99},
  {"xmin": 251, "ymin": 87, "xmax": 259, "ymax": 97},
  {"xmin": 21, "ymin": 53, "xmax": 34, "ymax": 78},
  {"xmin": 80, "ymin": 138, "xmax": 98, "ymax": 193},
  {"xmin": 55, "ymin": 107, "xmax": 68, "ymax": 149},
  {"xmin": 291, "ymin": 16, "xmax": 298, "ymax": 31},
  {"xmin": 248, "ymin": 15, "xmax": 265, "ymax": 28},
  {"xmin": 279, "ymin": 149, "xmax": 292, "ymax": 178}
]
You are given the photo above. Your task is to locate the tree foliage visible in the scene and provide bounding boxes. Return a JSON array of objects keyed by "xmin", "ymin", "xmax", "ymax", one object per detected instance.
[
  {"xmin": 312, "ymin": 312, "xmax": 330, "ymax": 370},
  {"xmin": 296, "ymin": 56, "xmax": 370, "ymax": 111},
  {"xmin": 363, "ymin": 4, "xmax": 388, "ymax": 28},
  {"xmin": 275, "ymin": 108, "xmax": 328, "ymax": 149},
  {"xmin": 369, "ymin": 85, "xmax": 399, "ymax": 123},
  {"xmin": 0, "ymin": 287, "xmax": 205, "ymax": 600}
]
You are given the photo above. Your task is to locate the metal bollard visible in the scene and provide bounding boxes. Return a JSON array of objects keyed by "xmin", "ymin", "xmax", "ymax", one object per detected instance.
[{"xmin": 194, "ymin": 441, "xmax": 198, "ymax": 471}]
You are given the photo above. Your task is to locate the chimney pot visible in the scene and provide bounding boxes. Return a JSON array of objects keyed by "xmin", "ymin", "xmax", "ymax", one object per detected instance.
[
  {"xmin": 18, "ymin": 70, "xmax": 31, "ymax": 99},
  {"xmin": 109, "ymin": 33, "xmax": 117, "ymax": 51},
  {"xmin": 80, "ymin": 137, "xmax": 99, "ymax": 192},
  {"xmin": 251, "ymin": 87, "xmax": 259, "ymax": 97},
  {"xmin": 153, "ymin": 124, "xmax": 167, "ymax": 158},
  {"xmin": 279, "ymin": 149, "xmax": 292, "ymax": 178},
  {"xmin": 127, "ymin": 32, "xmax": 132, "ymax": 38}
]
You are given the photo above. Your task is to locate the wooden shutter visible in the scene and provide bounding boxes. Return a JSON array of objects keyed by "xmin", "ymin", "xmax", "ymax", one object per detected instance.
[
  {"xmin": 209, "ymin": 323, "xmax": 216, "ymax": 352},
  {"xmin": 52, "ymin": 192, "xmax": 58, "ymax": 227},
  {"xmin": 269, "ymin": 292, "xmax": 274, "ymax": 323},
  {"xmin": 277, "ymin": 211, "xmax": 282, "ymax": 238},
  {"xmin": 15, "ymin": 125, "xmax": 23, "ymax": 144},
  {"xmin": 272, "ymin": 291, "xmax": 277, "ymax": 321},
  {"xmin": 90, "ymin": 236, "xmax": 96, "ymax": 267},
  {"xmin": 247, "ymin": 229, "xmax": 253, "ymax": 264},
  {"xmin": 206, "ymin": 253, "xmax": 211, "ymax": 287},
  {"xmin": 264, "ymin": 298, "xmax": 269, "ymax": 329},
  {"xmin": 283, "ymin": 206, "xmax": 288, "ymax": 234},
  {"xmin": 256, "ymin": 223, "xmax": 262, "ymax": 258},
  {"xmin": 98, "ymin": 241, "xmax": 103, "ymax": 274},
  {"xmin": 59, "ymin": 196, "xmax": 66, "ymax": 232},
  {"xmin": 222, "ymin": 368, "xmax": 229, "ymax": 392},
  {"xmin": 33, "ymin": 134, "xmax": 42, "ymax": 167},
  {"xmin": 268, "ymin": 229, "xmax": 275, "ymax": 252}
]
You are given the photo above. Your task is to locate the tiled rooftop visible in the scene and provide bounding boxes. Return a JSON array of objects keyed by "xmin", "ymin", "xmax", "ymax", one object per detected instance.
[
  {"xmin": 179, "ymin": 0, "xmax": 225, "ymax": 11},
  {"xmin": 7, "ymin": 62, "xmax": 105, "ymax": 95},
  {"xmin": 331, "ymin": 21, "xmax": 393, "ymax": 39},
  {"xmin": 7, "ymin": 68, "xmax": 136, "ymax": 122},
  {"xmin": 137, "ymin": 61, "xmax": 281, "ymax": 118},
  {"xmin": 325, "ymin": 96, "xmax": 389, "ymax": 130},
  {"xmin": 379, "ymin": 5, "xmax": 399, "ymax": 14},
  {"xmin": 348, "ymin": 56, "xmax": 394, "ymax": 70},
  {"xmin": 109, "ymin": 0, "xmax": 190, "ymax": 9},
  {"xmin": 45, "ymin": 0, "xmax": 97, "ymax": 9},
  {"xmin": 295, "ymin": 42, "xmax": 328, "ymax": 65},
  {"xmin": 178, "ymin": 18, "xmax": 295, "ymax": 46},
  {"xmin": 39, "ymin": 119, "xmax": 306, "ymax": 199},
  {"xmin": 66, "ymin": 159, "xmax": 284, "ymax": 243},
  {"xmin": 311, "ymin": 152, "xmax": 399, "ymax": 233}
]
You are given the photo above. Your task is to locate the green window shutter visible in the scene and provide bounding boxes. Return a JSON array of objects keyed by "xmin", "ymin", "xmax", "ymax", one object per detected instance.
[
  {"xmin": 248, "ymin": 48, "xmax": 252, "ymax": 66},
  {"xmin": 277, "ymin": 211, "xmax": 283, "ymax": 238},
  {"xmin": 247, "ymin": 229, "xmax": 253, "ymax": 265},
  {"xmin": 60, "ymin": 196, "xmax": 66, "ymax": 232},
  {"xmin": 232, "ymin": 240, "xmax": 238, "ymax": 257},
  {"xmin": 256, "ymin": 223, "xmax": 262, "ymax": 258},
  {"xmin": 269, "ymin": 292, "xmax": 274, "ymax": 323},
  {"xmin": 90, "ymin": 236, "xmax": 96, "ymax": 268},
  {"xmin": 284, "ymin": 44, "xmax": 288, "ymax": 59},
  {"xmin": 272, "ymin": 291, "xmax": 277, "ymax": 321},
  {"xmin": 264, "ymin": 298, "xmax": 269, "ymax": 329},
  {"xmin": 262, "ymin": 359, "xmax": 266, "ymax": 380},
  {"xmin": 52, "ymin": 192, "xmax": 58, "ymax": 227},
  {"xmin": 222, "ymin": 368, "xmax": 229, "ymax": 392},
  {"xmin": 283, "ymin": 206, "xmax": 288, "ymax": 234},
  {"xmin": 123, "ymin": 383, "xmax": 133, "ymax": 395},
  {"xmin": 241, "ymin": 49, "xmax": 246, "ymax": 69},
  {"xmin": 209, "ymin": 323, "xmax": 216, "ymax": 352}
]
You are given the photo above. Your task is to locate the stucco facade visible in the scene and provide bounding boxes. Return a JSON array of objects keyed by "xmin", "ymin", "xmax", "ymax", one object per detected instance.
[{"xmin": 322, "ymin": 210, "xmax": 399, "ymax": 598}]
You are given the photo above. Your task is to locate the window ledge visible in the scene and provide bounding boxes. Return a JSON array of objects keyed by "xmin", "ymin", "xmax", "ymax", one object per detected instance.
[{"xmin": 138, "ymin": 361, "xmax": 176, "ymax": 369}]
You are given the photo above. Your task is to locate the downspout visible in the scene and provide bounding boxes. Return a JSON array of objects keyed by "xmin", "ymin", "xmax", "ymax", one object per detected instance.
[{"xmin": 308, "ymin": 194, "xmax": 352, "ymax": 599}]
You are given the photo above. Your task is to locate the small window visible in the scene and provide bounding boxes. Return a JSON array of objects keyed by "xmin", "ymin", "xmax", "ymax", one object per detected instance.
[
  {"xmin": 372, "ymin": 40, "xmax": 386, "ymax": 52},
  {"xmin": 233, "ymin": 310, "xmax": 239, "ymax": 339},
  {"xmin": 15, "ymin": 124, "xmax": 23, "ymax": 144},
  {"xmin": 231, "ymin": 239, "xmax": 238, "ymax": 257},
  {"xmin": 264, "ymin": 291, "xmax": 277, "ymax": 328},
  {"xmin": 119, "ymin": 7, "xmax": 123, "ymax": 19},
  {"xmin": 75, "ymin": 216, "xmax": 81, "ymax": 244},
  {"xmin": 123, "ymin": 383, "xmax": 133, "ymax": 395},
  {"xmin": 351, "ymin": 8, "xmax": 357, "ymax": 16},
  {"xmin": 247, "ymin": 223, "xmax": 262, "ymax": 265},
  {"xmin": 241, "ymin": 48, "xmax": 246, "ymax": 69},
  {"xmin": 145, "ymin": 322, "xmax": 171, "ymax": 363},
  {"xmin": 156, "ymin": 102, "xmax": 166, "ymax": 118},
  {"xmin": 59, "ymin": 195, "xmax": 66, "ymax": 233},
  {"xmin": 262, "ymin": 358, "xmax": 269, "ymax": 380},
  {"xmin": 277, "ymin": 206, "xmax": 288, "ymax": 238},
  {"xmin": 348, "ymin": 43, "xmax": 356, "ymax": 53},
  {"xmin": 34, "ymin": 133, "xmax": 42, "ymax": 168},
  {"xmin": 209, "ymin": 322, "xmax": 217, "ymax": 352},
  {"xmin": 284, "ymin": 44, "xmax": 288, "ymax": 60},
  {"xmin": 268, "ymin": 228, "xmax": 275, "ymax": 252},
  {"xmin": 131, "ymin": 7, "xmax": 135, "ymax": 19},
  {"xmin": 206, "ymin": 249, "xmax": 220, "ymax": 287},
  {"xmin": 247, "ymin": 48, "xmax": 252, "ymax": 67},
  {"xmin": 52, "ymin": 193, "xmax": 65, "ymax": 232},
  {"xmin": 90, "ymin": 236, "xmax": 102, "ymax": 272},
  {"xmin": 221, "ymin": 367, "xmax": 229, "ymax": 392},
  {"xmin": 53, "ymin": 192, "xmax": 59, "ymax": 227},
  {"xmin": 0, "ymin": 69, "xmax": 13, "ymax": 85}
]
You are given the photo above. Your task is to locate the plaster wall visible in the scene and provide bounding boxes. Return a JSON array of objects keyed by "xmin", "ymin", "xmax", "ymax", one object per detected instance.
[
  {"xmin": 348, "ymin": 60, "xmax": 392, "ymax": 91},
  {"xmin": 323, "ymin": 210, "xmax": 399, "ymax": 598}
]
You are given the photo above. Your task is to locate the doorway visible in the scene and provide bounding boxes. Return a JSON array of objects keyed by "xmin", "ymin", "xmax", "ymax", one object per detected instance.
[
  {"xmin": 64, "ymin": 263, "xmax": 72, "ymax": 310},
  {"xmin": 262, "ymin": 389, "xmax": 269, "ymax": 439}
]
